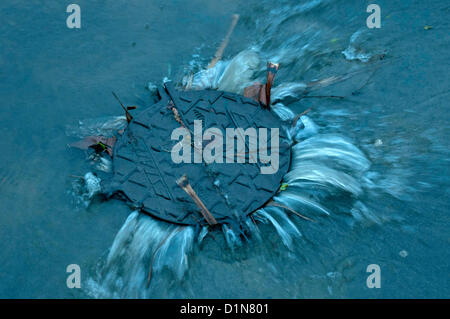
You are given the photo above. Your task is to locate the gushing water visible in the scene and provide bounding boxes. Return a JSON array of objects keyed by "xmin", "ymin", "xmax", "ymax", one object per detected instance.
[
  {"xmin": 86, "ymin": 212, "xmax": 196, "ymax": 298},
  {"xmin": 81, "ymin": 79, "xmax": 375, "ymax": 297},
  {"xmin": 78, "ymin": 0, "xmax": 399, "ymax": 297}
]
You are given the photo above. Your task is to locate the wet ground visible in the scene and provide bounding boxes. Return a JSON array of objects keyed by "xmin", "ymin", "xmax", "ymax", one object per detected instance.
[{"xmin": 0, "ymin": 0, "xmax": 449, "ymax": 298}]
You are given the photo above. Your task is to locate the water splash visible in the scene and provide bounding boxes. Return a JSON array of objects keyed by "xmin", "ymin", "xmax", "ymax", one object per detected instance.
[
  {"xmin": 65, "ymin": 115, "xmax": 127, "ymax": 138},
  {"xmin": 184, "ymin": 49, "xmax": 261, "ymax": 93},
  {"xmin": 86, "ymin": 211, "xmax": 195, "ymax": 298},
  {"xmin": 83, "ymin": 53, "xmax": 379, "ymax": 297},
  {"xmin": 342, "ymin": 28, "xmax": 387, "ymax": 63},
  {"xmin": 222, "ymin": 224, "xmax": 243, "ymax": 251},
  {"xmin": 79, "ymin": 3, "xmax": 403, "ymax": 294},
  {"xmin": 273, "ymin": 192, "xmax": 330, "ymax": 216},
  {"xmin": 255, "ymin": 208, "xmax": 301, "ymax": 250},
  {"xmin": 68, "ymin": 172, "xmax": 102, "ymax": 208}
]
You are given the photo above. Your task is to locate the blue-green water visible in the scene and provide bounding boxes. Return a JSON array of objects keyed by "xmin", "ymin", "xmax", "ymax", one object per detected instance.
[{"xmin": 0, "ymin": 0, "xmax": 448, "ymax": 298}]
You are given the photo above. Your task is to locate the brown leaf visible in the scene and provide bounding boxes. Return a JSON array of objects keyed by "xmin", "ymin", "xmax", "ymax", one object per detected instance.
[
  {"xmin": 243, "ymin": 62, "xmax": 279, "ymax": 109},
  {"xmin": 243, "ymin": 82, "xmax": 263, "ymax": 101},
  {"xmin": 70, "ymin": 135, "xmax": 116, "ymax": 157}
]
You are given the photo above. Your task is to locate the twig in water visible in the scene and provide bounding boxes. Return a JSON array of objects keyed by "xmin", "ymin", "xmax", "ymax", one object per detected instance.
[
  {"xmin": 208, "ymin": 14, "xmax": 240, "ymax": 69},
  {"xmin": 292, "ymin": 108, "xmax": 312, "ymax": 127},
  {"xmin": 352, "ymin": 68, "xmax": 378, "ymax": 95},
  {"xmin": 112, "ymin": 91, "xmax": 133, "ymax": 123},
  {"xmin": 69, "ymin": 174, "xmax": 84, "ymax": 179},
  {"xmin": 266, "ymin": 200, "xmax": 315, "ymax": 222}
]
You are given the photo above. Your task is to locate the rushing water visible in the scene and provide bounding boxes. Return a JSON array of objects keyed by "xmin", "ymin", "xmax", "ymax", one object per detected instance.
[{"xmin": 0, "ymin": 0, "xmax": 449, "ymax": 298}]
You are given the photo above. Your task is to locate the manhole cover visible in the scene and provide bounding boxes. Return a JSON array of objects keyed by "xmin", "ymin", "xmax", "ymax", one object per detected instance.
[{"xmin": 104, "ymin": 83, "xmax": 291, "ymax": 225}]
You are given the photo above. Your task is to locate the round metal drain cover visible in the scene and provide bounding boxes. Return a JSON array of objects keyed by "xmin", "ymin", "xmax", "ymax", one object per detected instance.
[{"xmin": 105, "ymin": 83, "xmax": 291, "ymax": 225}]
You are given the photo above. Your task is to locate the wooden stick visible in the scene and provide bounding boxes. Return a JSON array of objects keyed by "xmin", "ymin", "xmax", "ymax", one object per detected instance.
[
  {"xmin": 176, "ymin": 174, "xmax": 218, "ymax": 225},
  {"xmin": 264, "ymin": 62, "xmax": 279, "ymax": 108},
  {"xmin": 112, "ymin": 91, "xmax": 133, "ymax": 123},
  {"xmin": 167, "ymin": 100, "xmax": 185, "ymax": 128},
  {"xmin": 208, "ymin": 14, "xmax": 240, "ymax": 69},
  {"xmin": 69, "ymin": 174, "xmax": 84, "ymax": 179},
  {"xmin": 267, "ymin": 200, "xmax": 315, "ymax": 222},
  {"xmin": 292, "ymin": 108, "xmax": 312, "ymax": 127}
]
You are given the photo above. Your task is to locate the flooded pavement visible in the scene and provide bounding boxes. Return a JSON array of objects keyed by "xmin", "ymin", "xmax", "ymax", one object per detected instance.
[{"xmin": 0, "ymin": 0, "xmax": 449, "ymax": 298}]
